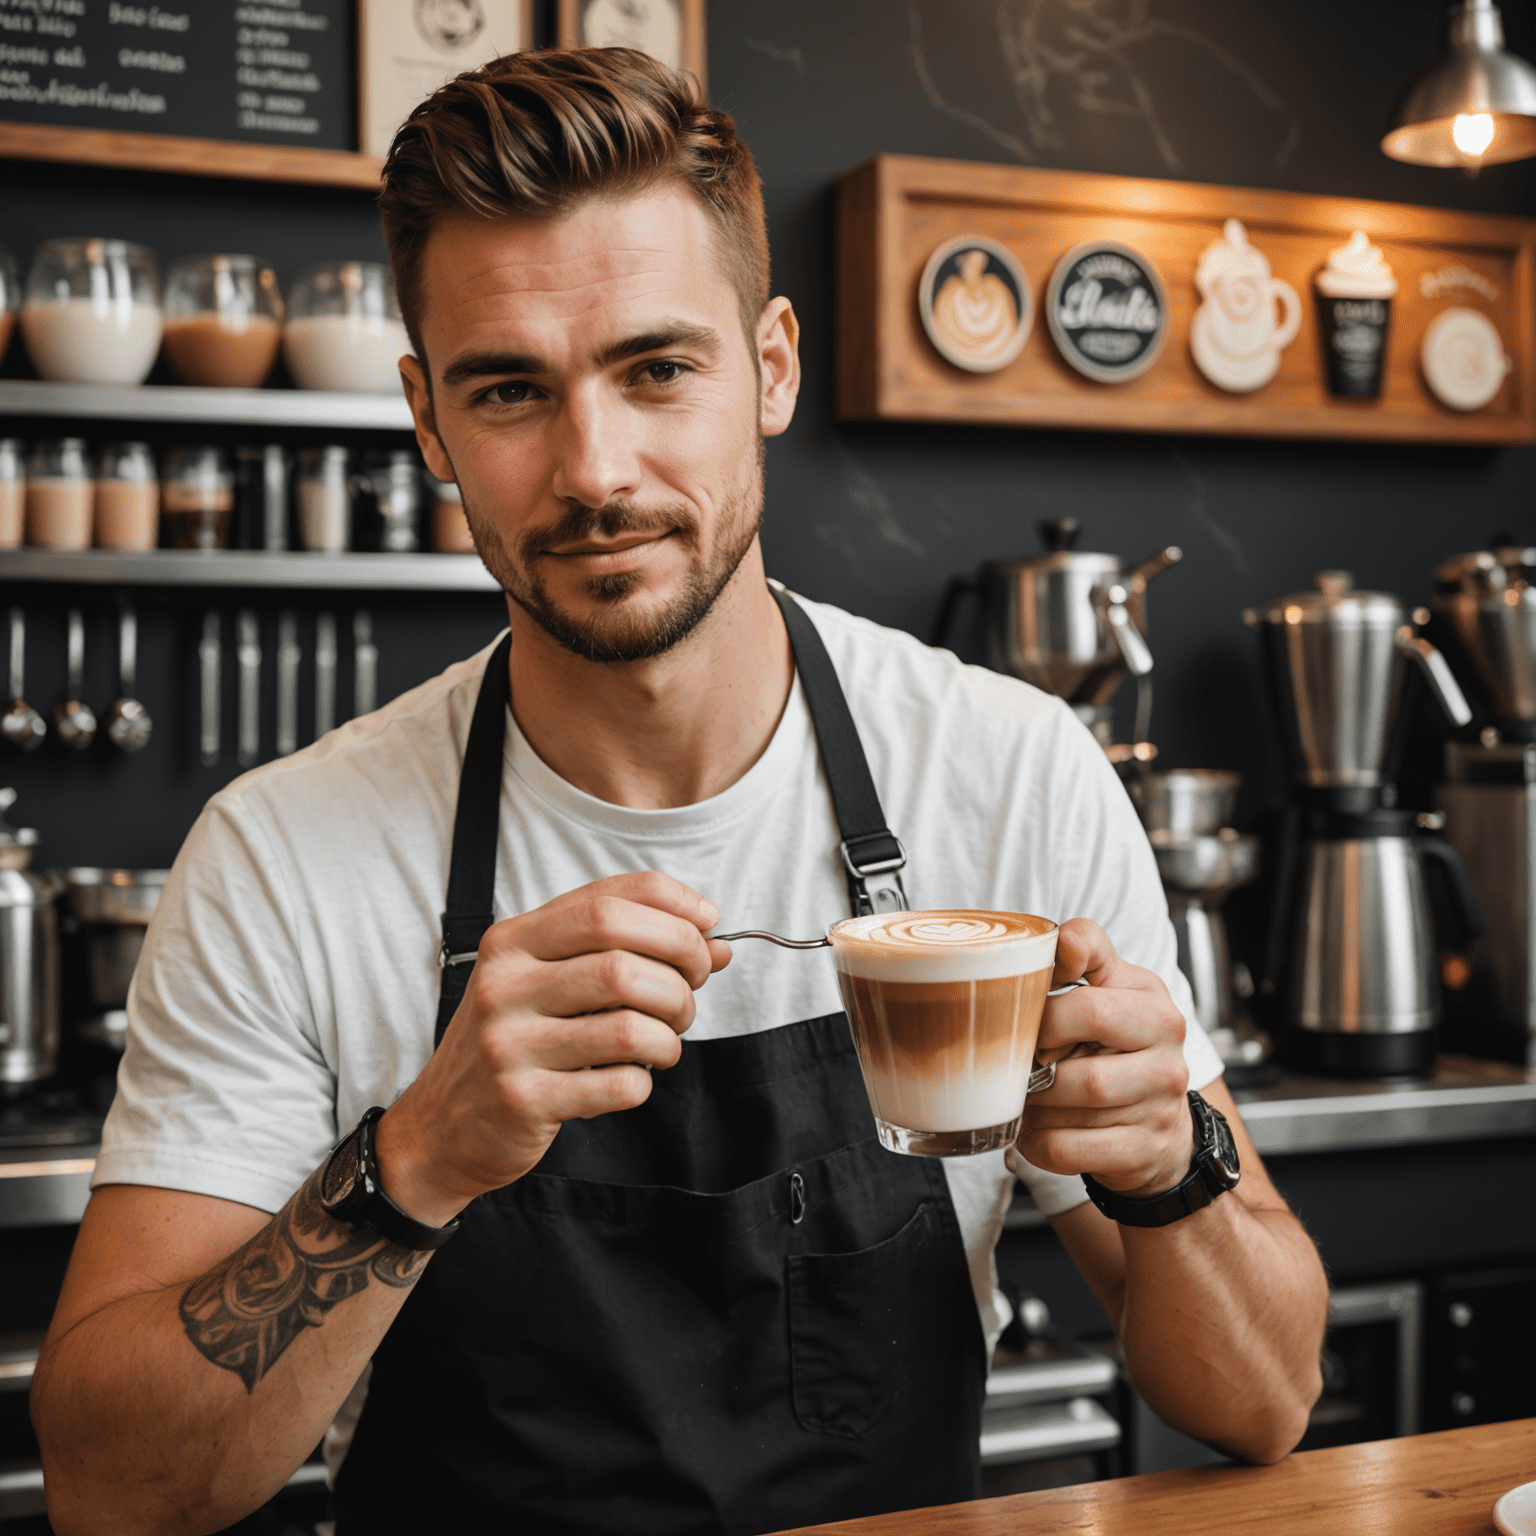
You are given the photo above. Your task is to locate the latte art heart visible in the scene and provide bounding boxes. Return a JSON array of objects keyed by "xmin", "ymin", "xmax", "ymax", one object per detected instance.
[{"xmin": 903, "ymin": 918, "xmax": 1009, "ymax": 944}]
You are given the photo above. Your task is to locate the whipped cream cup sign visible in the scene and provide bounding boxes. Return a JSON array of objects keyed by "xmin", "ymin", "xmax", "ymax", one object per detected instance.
[
  {"xmin": 828, "ymin": 908, "xmax": 1058, "ymax": 1158},
  {"xmin": 1190, "ymin": 218, "xmax": 1301, "ymax": 394},
  {"xmin": 1315, "ymin": 231, "xmax": 1398, "ymax": 398},
  {"xmin": 918, "ymin": 236, "xmax": 1034, "ymax": 374}
]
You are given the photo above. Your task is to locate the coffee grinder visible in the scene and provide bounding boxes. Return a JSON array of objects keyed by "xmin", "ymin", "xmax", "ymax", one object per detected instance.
[
  {"xmin": 1430, "ymin": 543, "xmax": 1536, "ymax": 1066},
  {"xmin": 1248, "ymin": 573, "xmax": 1483, "ymax": 1078},
  {"xmin": 932, "ymin": 519, "xmax": 1181, "ymax": 759}
]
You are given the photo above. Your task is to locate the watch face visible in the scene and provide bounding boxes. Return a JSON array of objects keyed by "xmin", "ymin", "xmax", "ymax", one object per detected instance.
[
  {"xmin": 1209, "ymin": 1109, "xmax": 1241, "ymax": 1185},
  {"xmin": 321, "ymin": 1136, "xmax": 361, "ymax": 1209}
]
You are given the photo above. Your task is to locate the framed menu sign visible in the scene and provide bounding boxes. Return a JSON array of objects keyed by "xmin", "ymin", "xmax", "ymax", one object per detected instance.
[
  {"xmin": 0, "ymin": 0, "xmax": 378, "ymax": 188},
  {"xmin": 358, "ymin": 0, "xmax": 532, "ymax": 160}
]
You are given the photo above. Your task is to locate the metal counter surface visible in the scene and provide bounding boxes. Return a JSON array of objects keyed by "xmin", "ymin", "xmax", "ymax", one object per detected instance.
[{"xmin": 1230, "ymin": 1053, "xmax": 1536, "ymax": 1156}]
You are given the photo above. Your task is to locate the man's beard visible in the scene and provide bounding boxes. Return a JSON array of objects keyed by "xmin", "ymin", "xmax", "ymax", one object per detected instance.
[{"xmin": 464, "ymin": 452, "xmax": 763, "ymax": 664}]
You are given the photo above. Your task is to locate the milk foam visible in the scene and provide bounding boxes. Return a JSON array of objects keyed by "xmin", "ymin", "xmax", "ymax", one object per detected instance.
[{"xmin": 829, "ymin": 908, "xmax": 1057, "ymax": 982}]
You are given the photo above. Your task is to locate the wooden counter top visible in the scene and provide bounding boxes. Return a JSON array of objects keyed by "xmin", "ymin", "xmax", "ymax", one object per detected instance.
[{"xmin": 770, "ymin": 1419, "xmax": 1536, "ymax": 1535}]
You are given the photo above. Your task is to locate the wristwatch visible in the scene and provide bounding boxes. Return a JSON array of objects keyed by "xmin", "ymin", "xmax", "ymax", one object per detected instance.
[
  {"xmin": 319, "ymin": 1106, "xmax": 460, "ymax": 1251},
  {"xmin": 1081, "ymin": 1091, "xmax": 1241, "ymax": 1229}
]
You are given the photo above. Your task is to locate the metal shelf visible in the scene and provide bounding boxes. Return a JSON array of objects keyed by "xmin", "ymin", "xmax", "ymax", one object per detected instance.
[
  {"xmin": 0, "ymin": 549, "xmax": 500, "ymax": 592},
  {"xmin": 0, "ymin": 379, "xmax": 414, "ymax": 432}
]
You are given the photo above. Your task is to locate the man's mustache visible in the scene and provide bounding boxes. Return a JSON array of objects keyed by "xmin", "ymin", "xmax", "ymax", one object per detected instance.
[{"xmin": 521, "ymin": 501, "xmax": 698, "ymax": 560}]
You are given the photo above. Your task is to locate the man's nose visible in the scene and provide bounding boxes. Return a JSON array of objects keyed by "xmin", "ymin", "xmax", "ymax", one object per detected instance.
[{"xmin": 549, "ymin": 384, "xmax": 642, "ymax": 510}]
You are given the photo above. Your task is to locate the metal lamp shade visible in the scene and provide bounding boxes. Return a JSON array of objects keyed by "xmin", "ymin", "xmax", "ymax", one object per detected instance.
[{"xmin": 1382, "ymin": 0, "xmax": 1536, "ymax": 167}]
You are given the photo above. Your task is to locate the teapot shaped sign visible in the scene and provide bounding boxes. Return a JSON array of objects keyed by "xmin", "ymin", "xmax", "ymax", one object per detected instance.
[{"xmin": 1190, "ymin": 218, "xmax": 1301, "ymax": 393}]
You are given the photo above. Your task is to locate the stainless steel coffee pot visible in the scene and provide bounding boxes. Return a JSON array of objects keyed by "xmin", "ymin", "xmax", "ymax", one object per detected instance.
[
  {"xmin": 932, "ymin": 520, "xmax": 1181, "ymax": 744},
  {"xmin": 1288, "ymin": 810, "xmax": 1483, "ymax": 1074},
  {"xmin": 1245, "ymin": 571, "xmax": 1471, "ymax": 787},
  {"xmin": 1430, "ymin": 545, "xmax": 1536, "ymax": 728},
  {"xmin": 0, "ymin": 789, "xmax": 62, "ymax": 1094}
]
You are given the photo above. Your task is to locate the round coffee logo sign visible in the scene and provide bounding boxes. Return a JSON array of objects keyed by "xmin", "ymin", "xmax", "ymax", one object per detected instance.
[
  {"xmin": 918, "ymin": 236, "xmax": 1033, "ymax": 374},
  {"xmin": 415, "ymin": 0, "xmax": 486, "ymax": 51},
  {"xmin": 1046, "ymin": 240, "xmax": 1168, "ymax": 384}
]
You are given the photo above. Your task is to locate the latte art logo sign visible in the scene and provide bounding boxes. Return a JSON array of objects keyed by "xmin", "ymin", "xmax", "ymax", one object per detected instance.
[
  {"xmin": 1046, "ymin": 240, "xmax": 1169, "ymax": 384},
  {"xmin": 918, "ymin": 236, "xmax": 1033, "ymax": 374}
]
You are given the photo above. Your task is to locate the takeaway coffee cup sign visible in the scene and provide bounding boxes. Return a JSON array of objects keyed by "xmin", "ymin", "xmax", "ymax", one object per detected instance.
[{"xmin": 1045, "ymin": 241, "xmax": 1169, "ymax": 384}]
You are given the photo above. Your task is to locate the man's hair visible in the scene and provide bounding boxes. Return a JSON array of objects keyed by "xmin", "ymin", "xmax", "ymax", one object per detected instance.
[{"xmin": 378, "ymin": 47, "xmax": 770, "ymax": 364}]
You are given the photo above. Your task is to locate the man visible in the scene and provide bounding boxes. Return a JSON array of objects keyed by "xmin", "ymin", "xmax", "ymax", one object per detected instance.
[{"xmin": 32, "ymin": 47, "xmax": 1327, "ymax": 1536}]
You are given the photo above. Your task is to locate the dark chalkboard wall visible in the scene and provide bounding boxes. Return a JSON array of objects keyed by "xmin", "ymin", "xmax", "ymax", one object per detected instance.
[
  {"xmin": 1, "ymin": 0, "xmax": 1535, "ymax": 877},
  {"xmin": 0, "ymin": 0, "xmax": 354, "ymax": 150}
]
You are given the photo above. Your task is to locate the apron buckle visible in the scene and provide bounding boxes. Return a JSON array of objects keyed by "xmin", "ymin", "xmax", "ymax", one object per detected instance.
[{"xmin": 788, "ymin": 1171, "xmax": 807, "ymax": 1225}]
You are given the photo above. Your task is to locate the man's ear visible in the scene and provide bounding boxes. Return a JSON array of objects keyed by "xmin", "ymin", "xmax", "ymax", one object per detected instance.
[
  {"xmin": 400, "ymin": 353, "xmax": 456, "ymax": 483},
  {"xmin": 758, "ymin": 297, "xmax": 801, "ymax": 439}
]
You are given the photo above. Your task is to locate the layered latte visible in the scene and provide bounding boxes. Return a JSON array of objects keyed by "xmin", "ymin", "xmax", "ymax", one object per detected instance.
[{"xmin": 828, "ymin": 910, "xmax": 1058, "ymax": 1157}]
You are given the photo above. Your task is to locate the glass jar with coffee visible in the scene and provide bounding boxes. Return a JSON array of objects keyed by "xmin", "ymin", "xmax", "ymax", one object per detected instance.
[
  {"xmin": 95, "ymin": 443, "xmax": 159, "ymax": 551},
  {"xmin": 163, "ymin": 254, "xmax": 284, "ymax": 389},
  {"xmin": 26, "ymin": 439, "xmax": 93, "ymax": 549},
  {"xmin": 21, "ymin": 238, "xmax": 163, "ymax": 386},
  {"xmin": 162, "ymin": 446, "xmax": 234, "ymax": 550},
  {"xmin": 0, "ymin": 439, "xmax": 23, "ymax": 549},
  {"xmin": 429, "ymin": 475, "xmax": 476, "ymax": 553},
  {"xmin": 0, "ymin": 244, "xmax": 18, "ymax": 368},
  {"xmin": 283, "ymin": 262, "xmax": 411, "ymax": 393}
]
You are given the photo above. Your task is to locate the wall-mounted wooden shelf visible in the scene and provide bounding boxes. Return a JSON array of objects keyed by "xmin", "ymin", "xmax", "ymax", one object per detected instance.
[
  {"xmin": 837, "ymin": 154, "xmax": 1536, "ymax": 445},
  {"xmin": 0, "ymin": 550, "xmax": 499, "ymax": 593},
  {"xmin": 0, "ymin": 380, "xmax": 414, "ymax": 433},
  {"xmin": 0, "ymin": 124, "xmax": 383, "ymax": 190}
]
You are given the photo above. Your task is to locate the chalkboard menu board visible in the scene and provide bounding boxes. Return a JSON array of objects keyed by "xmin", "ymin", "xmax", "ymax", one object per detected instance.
[{"xmin": 0, "ymin": 0, "xmax": 355, "ymax": 152}]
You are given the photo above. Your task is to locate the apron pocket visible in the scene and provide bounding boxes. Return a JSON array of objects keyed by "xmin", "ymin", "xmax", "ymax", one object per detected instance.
[{"xmin": 787, "ymin": 1200, "xmax": 938, "ymax": 1440}]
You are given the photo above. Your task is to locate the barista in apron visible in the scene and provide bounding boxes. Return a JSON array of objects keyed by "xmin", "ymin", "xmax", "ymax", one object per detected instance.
[{"xmin": 332, "ymin": 590, "xmax": 987, "ymax": 1534}]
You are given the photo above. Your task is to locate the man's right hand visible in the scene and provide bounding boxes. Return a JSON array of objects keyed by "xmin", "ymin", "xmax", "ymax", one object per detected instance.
[{"xmin": 375, "ymin": 872, "xmax": 729, "ymax": 1225}]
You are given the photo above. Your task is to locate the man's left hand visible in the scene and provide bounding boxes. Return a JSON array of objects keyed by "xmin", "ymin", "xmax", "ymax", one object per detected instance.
[{"xmin": 1016, "ymin": 917, "xmax": 1194, "ymax": 1199}]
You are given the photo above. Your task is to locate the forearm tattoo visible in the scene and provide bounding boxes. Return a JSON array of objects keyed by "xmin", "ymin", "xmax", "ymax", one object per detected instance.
[{"xmin": 178, "ymin": 1167, "xmax": 429, "ymax": 1393}]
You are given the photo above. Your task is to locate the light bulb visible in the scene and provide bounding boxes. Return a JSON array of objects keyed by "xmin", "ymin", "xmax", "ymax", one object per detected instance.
[{"xmin": 1453, "ymin": 112, "xmax": 1496, "ymax": 156}]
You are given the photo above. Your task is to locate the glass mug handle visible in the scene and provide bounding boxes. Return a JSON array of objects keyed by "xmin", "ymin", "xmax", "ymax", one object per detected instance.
[{"xmin": 1028, "ymin": 978, "xmax": 1091, "ymax": 1094}]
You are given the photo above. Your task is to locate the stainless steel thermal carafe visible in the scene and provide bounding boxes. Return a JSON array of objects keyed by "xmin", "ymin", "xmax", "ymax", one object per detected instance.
[{"xmin": 0, "ymin": 790, "xmax": 62, "ymax": 1094}]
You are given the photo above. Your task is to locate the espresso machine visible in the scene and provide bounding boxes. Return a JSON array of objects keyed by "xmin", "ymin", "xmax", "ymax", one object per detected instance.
[
  {"xmin": 1429, "ymin": 543, "xmax": 1536, "ymax": 1065},
  {"xmin": 1248, "ymin": 573, "xmax": 1483, "ymax": 1078},
  {"xmin": 932, "ymin": 519, "xmax": 1181, "ymax": 758}
]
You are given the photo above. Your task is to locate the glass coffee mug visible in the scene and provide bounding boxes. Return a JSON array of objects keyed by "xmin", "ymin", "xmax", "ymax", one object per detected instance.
[{"xmin": 828, "ymin": 910, "xmax": 1059, "ymax": 1157}]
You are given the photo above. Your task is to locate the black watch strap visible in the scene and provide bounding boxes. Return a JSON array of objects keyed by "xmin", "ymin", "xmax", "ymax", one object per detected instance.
[
  {"xmin": 1081, "ymin": 1091, "xmax": 1240, "ymax": 1229},
  {"xmin": 322, "ymin": 1107, "xmax": 460, "ymax": 1252}
]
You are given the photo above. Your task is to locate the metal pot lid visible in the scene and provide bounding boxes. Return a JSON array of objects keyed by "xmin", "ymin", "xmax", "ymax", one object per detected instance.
[
  {"xmin": 1253, "ymin": 571, "xmax": 1405, "ymax": 625},
  {"xmin": 1434, "ymin": 546, "xmax": 1536, "ymax": 588},
  {"xmin": 990, "ymin": 549, "xmax": 1123, "ymax": 575}
]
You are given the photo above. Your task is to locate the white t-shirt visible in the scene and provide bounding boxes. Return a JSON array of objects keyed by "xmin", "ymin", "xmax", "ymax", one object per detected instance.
[{"xmin": 98, "ymin": 594, "xmax": 1221, "ymax": 1359}]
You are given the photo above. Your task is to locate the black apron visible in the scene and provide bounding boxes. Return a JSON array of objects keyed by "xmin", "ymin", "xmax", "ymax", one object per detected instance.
[{"xmin": 333, "ymin": 591, "xmax": 986, "ymax": 1535}]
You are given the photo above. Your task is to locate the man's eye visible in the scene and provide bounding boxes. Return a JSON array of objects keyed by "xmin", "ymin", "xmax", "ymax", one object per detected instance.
[
  {"xmin": 641, "ymin": 360, "xmax": 687, "ymax": 384},
  {"xmin": 488, "ymin": 381, "xmax": 536, "ymax": 405}
]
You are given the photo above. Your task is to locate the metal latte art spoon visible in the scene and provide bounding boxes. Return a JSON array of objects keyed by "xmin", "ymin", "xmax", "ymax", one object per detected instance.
[
  {"xmin": 105, "ymin": 604, "xmax": 152, "ymax": 753},
  {"xmin": 713, "ymin": 930, "xmax": 1091, "ymax": 1094},
  {"xmin": 2, "ymin": 608, "xmax": 44, "ymax": 752},
  {"xmin": 53, "ymin": 607, "xmax": 96, "ymax": 751}
]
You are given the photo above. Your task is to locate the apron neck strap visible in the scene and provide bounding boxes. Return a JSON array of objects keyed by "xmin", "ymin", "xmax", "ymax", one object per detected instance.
[
  {"xmin": 436, "ymin": 593, "xmax": 910, "ymax": 1040},
  {"xmin": 439, "ymin": 630, "xmax": 512, "ymax": 975},
  {"xmin": 771, "ymin": 588, "xmax": 909, "ymax": 917}
]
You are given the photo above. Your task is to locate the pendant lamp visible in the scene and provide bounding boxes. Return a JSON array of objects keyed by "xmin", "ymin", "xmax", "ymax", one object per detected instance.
[{"xmin": 1382, "ymin": 0, "xmax": 1536, "ymax": 167}]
